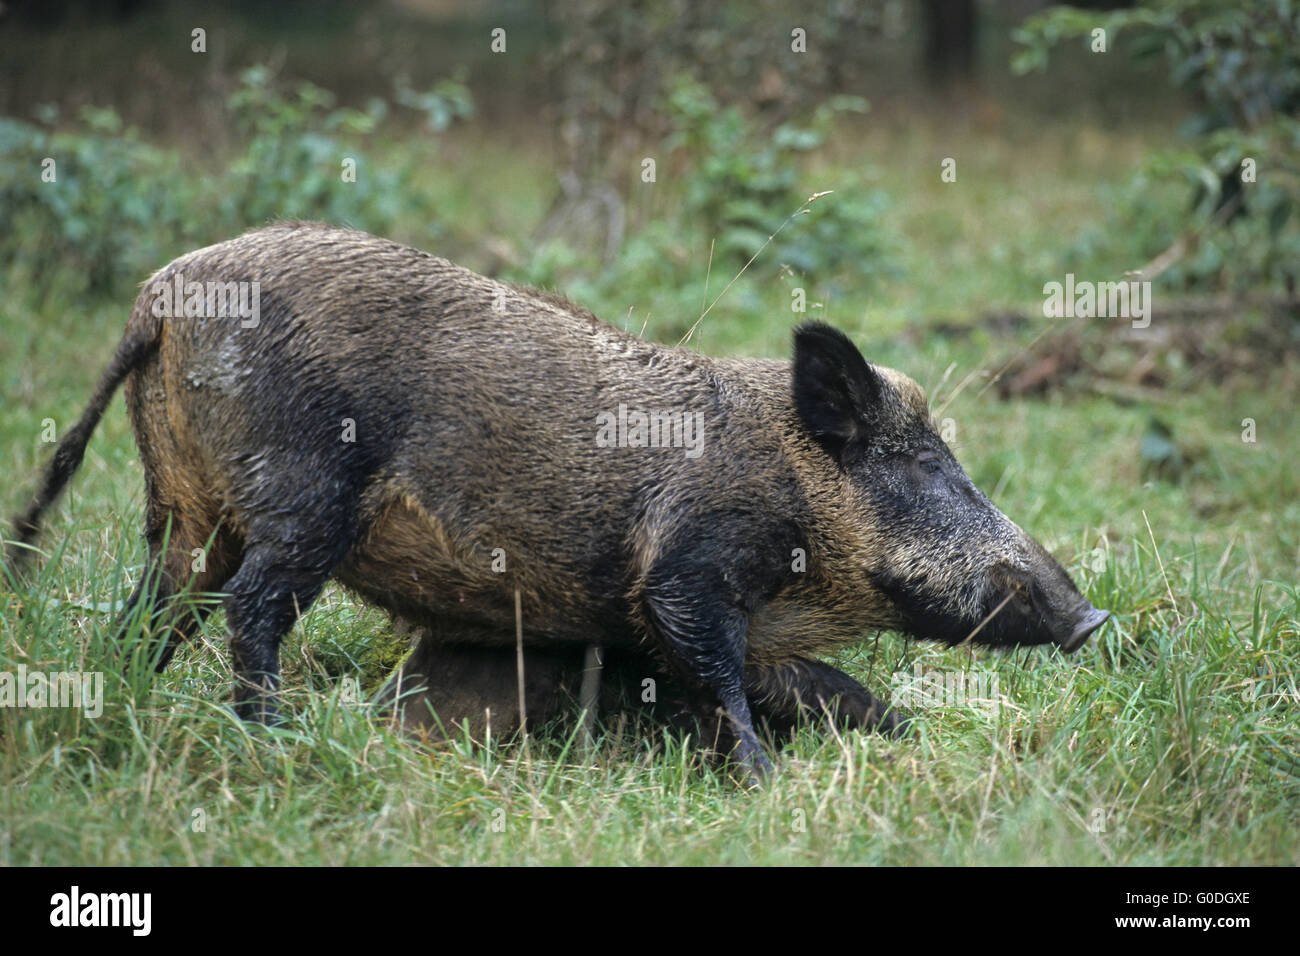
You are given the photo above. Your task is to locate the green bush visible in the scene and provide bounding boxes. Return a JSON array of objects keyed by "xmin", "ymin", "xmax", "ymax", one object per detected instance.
[
  {"xmin": 506, "ymin": 78, "xmax": 898, "ymax": 341},
  {"xmin": 0, "ymin": 67, "xmax": 473, "ymax": 300},
  {"xmin": 663, "ymin": 78, "xmax": 895, "ymax": 285},
  {"xmin": 220, "ymin": 66, "xmax": 451, "ymax": 232},
  {"xmin": 0, "ymin": 107, "xmax": 193, "ymax": 297},
  {"xmin": 1014, "ymin": 0, "xmax": 1300, "ymax": 293}
]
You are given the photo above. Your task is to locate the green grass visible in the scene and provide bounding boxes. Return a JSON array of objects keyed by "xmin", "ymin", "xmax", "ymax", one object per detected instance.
[{"xmin": 2, "ymin": 106, "xmax": 1298, "ymax": 866}]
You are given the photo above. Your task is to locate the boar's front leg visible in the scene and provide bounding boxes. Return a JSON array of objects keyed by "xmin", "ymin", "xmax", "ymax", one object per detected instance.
[
  {"xmin": 747, "ymin": 657, "xmax": 910, "ymax": 741},
  {"xmin": 641, "ymin": 545, "xmax": 777, "ymax": 782}
]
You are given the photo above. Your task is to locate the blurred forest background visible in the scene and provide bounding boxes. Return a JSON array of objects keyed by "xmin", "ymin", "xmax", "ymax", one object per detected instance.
[
  {"xmin": 1, "ymin": 1, "xmax": 1296, "ymax": 865},
  {"xmin": 5, "ymin": 0, "xmax": 1298, "ymax": 317}
]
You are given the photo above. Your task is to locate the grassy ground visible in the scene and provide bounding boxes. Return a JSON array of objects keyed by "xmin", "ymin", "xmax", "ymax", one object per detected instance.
[{"xmin": 2, "ymin": 101, "xmax": 1298, "ymax": 865}]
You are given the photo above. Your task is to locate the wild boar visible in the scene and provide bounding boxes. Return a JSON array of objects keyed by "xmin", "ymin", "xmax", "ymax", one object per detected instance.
[{"xmin": 8, "ymin": 221, "xmax": 1109, "ymax": 779}]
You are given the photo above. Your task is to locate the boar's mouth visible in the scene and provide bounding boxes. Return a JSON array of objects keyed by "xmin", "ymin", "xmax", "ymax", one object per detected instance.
[
  {"xmin": 869, "ymin": 569, "xmax": 1004, "ymax": 647},
  {"xmin": 976, "ymin": 573, "xmax": 1110, "ymax": 653},
  {"xmin": 870, "ymin": 570, "xmax": 1109, "ymax": 653},
  {"xmin": 978, "ymin": 588, "xmax": 1109, "ymax": 653}
]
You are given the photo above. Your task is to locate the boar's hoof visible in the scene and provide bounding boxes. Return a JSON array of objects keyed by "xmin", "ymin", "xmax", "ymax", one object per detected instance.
[
  {"xmin": 727, "ymin": 727, "xmax": 774, "ymax": 786},
  {"xmin": 232, "ymin": 682, "xmax": 284, "ymax": 726}
]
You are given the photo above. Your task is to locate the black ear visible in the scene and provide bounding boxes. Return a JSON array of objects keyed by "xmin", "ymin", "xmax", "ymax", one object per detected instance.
[{"xmin": 792, "ymin": 322, "xmax": 884, "ymax": 462}]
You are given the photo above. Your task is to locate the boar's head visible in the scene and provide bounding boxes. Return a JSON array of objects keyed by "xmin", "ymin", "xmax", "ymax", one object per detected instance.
[{"xmin": 792, "ymin": 322, "xmax": 1109, "ymax": 654}]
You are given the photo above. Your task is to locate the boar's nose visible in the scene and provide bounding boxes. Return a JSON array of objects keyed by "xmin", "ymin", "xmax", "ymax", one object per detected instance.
[{"xmin": 1059, "ymin": 604, "xmax": 1109, "ymax": 654}]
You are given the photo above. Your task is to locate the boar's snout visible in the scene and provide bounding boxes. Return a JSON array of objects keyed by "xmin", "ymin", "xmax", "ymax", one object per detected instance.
[
  {"xmin": 1060, "ymin": 603, "xmax": 1110, "ymax": 654},
  {"xmin": 987, "ymin": 550, "xmax": 1109, "ymax": 654}
]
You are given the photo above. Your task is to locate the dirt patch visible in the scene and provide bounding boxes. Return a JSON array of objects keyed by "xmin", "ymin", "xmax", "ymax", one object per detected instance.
[{"xmin": 988, "ymin": 297, "xmax": 1300, "ymax": 400}]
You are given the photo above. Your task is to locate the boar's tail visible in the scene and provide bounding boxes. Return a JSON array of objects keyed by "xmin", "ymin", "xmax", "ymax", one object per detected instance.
[{"xmin": 6, "ymin": 324, "xmax": 160, "ymax": 574}]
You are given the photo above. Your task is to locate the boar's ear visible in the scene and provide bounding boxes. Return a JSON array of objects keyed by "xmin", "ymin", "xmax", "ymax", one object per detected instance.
[{"xmin": 792, "ymin": 322, "xmax": 885, "ymax": 462}]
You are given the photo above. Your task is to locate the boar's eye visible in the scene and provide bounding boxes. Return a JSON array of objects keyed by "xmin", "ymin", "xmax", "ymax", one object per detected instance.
[
  {"xmin": 907, "ymin": 451, "xmax": 951, "ymax": 491},
  {"xmin": 916, "ymin": 452, "xmax": 943, "ymax": 475}
]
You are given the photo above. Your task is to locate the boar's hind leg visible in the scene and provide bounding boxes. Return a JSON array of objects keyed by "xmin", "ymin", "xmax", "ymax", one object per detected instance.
[
  {"xmin": 220, "ymin": 519, "xmax": 357, "ymax": 724},
  {"xmin": 117, "ymin": 507, "xmax": 238, "ymax": 674},
  {"xmin": 747, "ymin": 658, "xmax": 909, "ymax": 742},
  {"xmin": 642, "ymin": 556, "xmax": 773, "ymax": 782}
]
